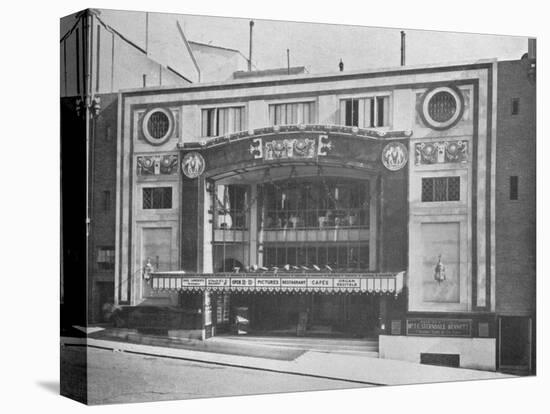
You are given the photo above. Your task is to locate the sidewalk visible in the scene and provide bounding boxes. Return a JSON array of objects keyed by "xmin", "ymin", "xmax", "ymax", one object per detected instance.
[{"xmin": 62, "ymin": 333, "xmax": 514, "ymax": 386}]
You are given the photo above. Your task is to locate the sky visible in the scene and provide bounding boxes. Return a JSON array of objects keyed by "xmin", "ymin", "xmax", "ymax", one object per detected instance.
[{"xmin": 63, "ymin": 9, "xmax": 529, "ymax": 79}]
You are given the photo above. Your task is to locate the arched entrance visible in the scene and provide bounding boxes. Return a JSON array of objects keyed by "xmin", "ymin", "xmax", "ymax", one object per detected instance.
[
  {"xmin": 205, "ymin": 159, "xmax": 381, "ymax": 337},
  {"xmin": 156, "ymin": 125, "xmax": 409, "ymax": 339}
]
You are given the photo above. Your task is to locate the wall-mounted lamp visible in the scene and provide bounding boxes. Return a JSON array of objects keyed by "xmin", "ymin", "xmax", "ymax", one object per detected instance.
[
  {"xmin": 434, "ymin": 254, "xmax": 446, "ymax": 283},
  {"xmin": 75, "ymin": 96, "xmax": 101, "ymax": 118},
  {"xmin": 206, "ymin": 181, "xmax": 215, "ymax": 194},
  {"xmin": 143, "ymin": 258, "xmax": 154, "ymax": 281}
]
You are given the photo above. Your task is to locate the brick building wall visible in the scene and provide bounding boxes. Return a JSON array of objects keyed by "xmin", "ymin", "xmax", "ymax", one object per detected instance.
[
  {"xmin": 495, "ymin": 59, "xmax": 536, "ymax": 315},
  {"xmin": 89, "ymin": 93, "xmax": 118, "ymax": 322}
]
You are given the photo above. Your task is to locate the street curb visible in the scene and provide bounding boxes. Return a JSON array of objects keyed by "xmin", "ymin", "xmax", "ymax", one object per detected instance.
[{"xmin": 63, "ymin": 340, "xmax": 384, "ymax": 386}]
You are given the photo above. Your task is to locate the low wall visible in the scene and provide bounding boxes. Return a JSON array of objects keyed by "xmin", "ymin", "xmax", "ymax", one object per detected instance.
[{"xmin": 379, "ymin": 335, "xmax": 496, "ymax": 371}]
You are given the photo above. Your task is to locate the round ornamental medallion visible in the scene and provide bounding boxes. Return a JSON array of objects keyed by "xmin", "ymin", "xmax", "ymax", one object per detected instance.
[
  {"xmin": 381, "ymin": 142, "xmax": 408, "ymax": 171},
  {"xmin": 181, "ymin": 152, "xmax": 206, "ymax": 179}
]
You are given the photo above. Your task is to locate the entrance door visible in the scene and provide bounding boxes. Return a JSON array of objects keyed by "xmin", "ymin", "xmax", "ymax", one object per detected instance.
[
  {"xmin": 141, "ymin": 227, "xmax": 172, "ymax": 297},
  {"xmin": 142, "ymin": 228, "xmax": 172, "ymax": 271},
  {"xmin": 499, "ymin": 316, "xmax": 532, "ymax": 374},
  {"xmin": 311, "ymin": 295, "xmax": 343, "ymax": 325},
  {"xmin": 309, "ymin": 295, "xmax": 377, "ymax": 337}
]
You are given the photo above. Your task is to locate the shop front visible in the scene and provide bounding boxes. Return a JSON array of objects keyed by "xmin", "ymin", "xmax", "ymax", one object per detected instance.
[{"xmin": 151, "ymin": 271, "xmax": 404, "ymax": 338}]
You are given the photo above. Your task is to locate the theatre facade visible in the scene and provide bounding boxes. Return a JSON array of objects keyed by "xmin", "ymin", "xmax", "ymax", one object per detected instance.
[{"xmin": 114, "ymin": 60, "xmax": 516, "ymax": 371}]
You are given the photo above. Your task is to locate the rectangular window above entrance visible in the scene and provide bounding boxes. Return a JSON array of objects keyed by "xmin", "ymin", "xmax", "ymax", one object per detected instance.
[
  {"xmin": 269, "ymin": 102, "xmax": 315, "ymax": 126},
  {"xmin": 214, "ymin": 184, "xmax": 249, "ymax": 230},
  {"xmin": 201, "ymin": 106, "xmax": 246, "ymax": 137},
  {"xmin": 340, "ymin": 96, "xmax": 390, "ymax": 128},
  {"xmin": 143, "ymin": 187, "xmax": 172, "ymax": 209},
  {"xmin": 260, "ymin": 178, "xmax": 370, "ymax": 230}
]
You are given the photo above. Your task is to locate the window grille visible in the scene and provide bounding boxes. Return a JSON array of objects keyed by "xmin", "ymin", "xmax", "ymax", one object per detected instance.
[
  {"xmin": 421, "ymin": 177, "xmax": 460, "ymax": 202},
  {"xmin": 147, "ymin": 111, "xmax": 170, "ymax": 139},
  {"xmin": 260, "ymin": 178, "xmax": 370, "ymax": 229},
  {"xmin": 427, "ymin": 91, "xmax": 457, "ymax": 123},
  {"xmin": 143, "ymin": 187, "xmax": 172, "ymax": 209}
]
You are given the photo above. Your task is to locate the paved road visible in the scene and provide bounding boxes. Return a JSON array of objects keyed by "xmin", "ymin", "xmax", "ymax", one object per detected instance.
[{"xmin": 61, "ymin": 345, "xmax": 370, "ymax": 405}]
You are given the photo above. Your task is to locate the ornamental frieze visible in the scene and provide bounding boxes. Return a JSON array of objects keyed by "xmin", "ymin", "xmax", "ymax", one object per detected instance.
[
  {"xmin": 179, "ymin": 124, "xmax": 413, "ymax": 150},
  {"xmin": 414, "ymin": 140, "xmax": 468, "ymax": 165},
  {"xmin": 137, "ymin": 154, "xmax": 179, "ymax": 176},
  {"xmin": 250, "ymin": 135, "xmax": 333, "ymax": 160}
]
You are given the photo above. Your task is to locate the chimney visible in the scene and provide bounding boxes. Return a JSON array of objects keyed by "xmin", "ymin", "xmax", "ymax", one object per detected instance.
[
  {"xmin": 145, "ymin": 12, "xmax": 149, "ymax": 55},
  {"xmin": 248, "ymin": 20, "xmax": 254, "ymax": 71},
  {"xmin": 339, "ymin": 59, "xmax": 344, "ymax": 72},
  {"xmin": 287, "ymin": 49, "xmax": 290, "ymax": 75},
  {"xmin": 528, "ymin": 38, "xmax": 536, "ymax": 60},
  {"xmin": 400, "ymin": 31, "xmax": 406, "ymax": 66}
]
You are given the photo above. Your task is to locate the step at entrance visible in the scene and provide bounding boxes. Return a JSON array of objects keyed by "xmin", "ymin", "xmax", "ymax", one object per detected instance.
[{"xmin": 213, "ymin": 335, "xmax": 380, "ymax": 357}]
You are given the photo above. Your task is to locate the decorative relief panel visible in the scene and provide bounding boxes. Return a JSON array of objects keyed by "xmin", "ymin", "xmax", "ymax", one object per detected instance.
[
  {"xmin": 137, "ymin": 154, "xmax": 179, "ymax": 176},
  {"xmin": 249, "ymin": 135, "xmax": 333, "ymax": 160},
  {"xmin": 414, "ymin": 141, "xmax": 468, "ymax": 165}
]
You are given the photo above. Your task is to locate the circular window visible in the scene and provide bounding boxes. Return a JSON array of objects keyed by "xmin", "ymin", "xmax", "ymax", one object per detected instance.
[
  {"xmin": 420, "ymin": 86, "xmax": 464, "ymax": 130},
  {"xmin": 142, "ymin": 108, "xmax": 173, "ymax": 145}
]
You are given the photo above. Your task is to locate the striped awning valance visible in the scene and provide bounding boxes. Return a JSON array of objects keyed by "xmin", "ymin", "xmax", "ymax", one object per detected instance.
[{"xmin": 150, "ymin": 272, "xmax": 405, "ymax": 295}]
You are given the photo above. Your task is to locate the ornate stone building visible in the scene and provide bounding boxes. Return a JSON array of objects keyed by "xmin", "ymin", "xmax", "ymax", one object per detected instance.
[{"xmin": 111, "ymin": 57, "xmax": 535, "ymax": 373}]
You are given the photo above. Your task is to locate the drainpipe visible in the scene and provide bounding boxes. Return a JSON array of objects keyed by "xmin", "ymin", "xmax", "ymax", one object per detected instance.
[{"xmin": 84, "ymin": 10, "xmax": 93, "ymax": 325}]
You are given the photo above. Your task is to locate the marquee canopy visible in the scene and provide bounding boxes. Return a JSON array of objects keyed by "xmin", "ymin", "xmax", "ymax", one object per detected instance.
[{"xmin": 150, "ymin": 271, "xmax": 405, "ymax": 295}]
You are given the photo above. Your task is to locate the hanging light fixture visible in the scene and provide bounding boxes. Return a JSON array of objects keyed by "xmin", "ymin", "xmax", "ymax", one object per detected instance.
[{"xmin": 434, "ymin": 254, "xmax": 446, "ymax": 283}]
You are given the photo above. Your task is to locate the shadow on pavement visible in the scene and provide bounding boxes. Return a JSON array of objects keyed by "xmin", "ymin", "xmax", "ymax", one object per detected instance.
[{"xmin": 36, "ymin": 381, "xmax": 59, "ymax": 395}]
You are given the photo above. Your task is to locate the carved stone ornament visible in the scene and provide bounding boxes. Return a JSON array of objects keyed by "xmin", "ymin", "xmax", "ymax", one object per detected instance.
[
  {"xmin": 181, "ymin": 151, "xmax": 206, "ymax": 179},
  {"xmin": 137, "ymin": 154, "xmax": 179, "ymax": 176},
  {"xmin": 249, "ymin": 135, "xmax": 333, "ymax": 160},
  {"xmin": 414, "ymin": 141, "xmax": 468, "ymax": 165},
  {"xmin": 381, "ymin": 142, "xmax": 408, "ymax": 171}
]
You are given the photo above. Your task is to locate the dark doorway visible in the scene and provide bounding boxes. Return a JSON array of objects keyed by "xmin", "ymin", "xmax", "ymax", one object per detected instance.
[
  {"xmin": 421, "ymin": 353, "xmax": 460, "ymax": 368},
  {"xmin": 499, "ymin": 316, "xmax": 532, "ymax": 374},
  {"xmin": 225, "ymin": 293, "xmax": 379, "ymax": 338},
  {"xmin": 97, "ymin": 282, "xmax": 114, "ymax": 322}
]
